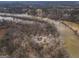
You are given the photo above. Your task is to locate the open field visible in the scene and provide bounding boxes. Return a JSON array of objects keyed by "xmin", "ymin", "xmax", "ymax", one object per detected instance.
[{"xmin": 61, "ymin": 21, "xmax": 79, "ymax": 57}]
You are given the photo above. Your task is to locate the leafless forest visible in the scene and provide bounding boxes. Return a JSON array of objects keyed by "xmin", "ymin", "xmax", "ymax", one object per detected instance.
[{"xmin": 0, "ymin": 1, "xmax": 79, "ymax": 58}]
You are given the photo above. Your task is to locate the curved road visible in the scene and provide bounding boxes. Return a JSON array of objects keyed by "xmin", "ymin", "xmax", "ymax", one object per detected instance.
[{"xmin": 0, "ymin": 13, "xmax": 79, "ymax": 57}]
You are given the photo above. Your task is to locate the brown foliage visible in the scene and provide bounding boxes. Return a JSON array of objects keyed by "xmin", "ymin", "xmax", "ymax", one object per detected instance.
[{"xmin": 0, "ymin": 21, "xmax": 69, "ymax": 58}]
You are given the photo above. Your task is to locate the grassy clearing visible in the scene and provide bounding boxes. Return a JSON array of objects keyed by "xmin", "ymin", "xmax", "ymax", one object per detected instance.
[
  {"xmin": 62, "ymin": 21, "xmax": 79, "ymax": 57},
  {"xmin": 63, "ymin": 21, "xmax": 79, "ymax": 30}
]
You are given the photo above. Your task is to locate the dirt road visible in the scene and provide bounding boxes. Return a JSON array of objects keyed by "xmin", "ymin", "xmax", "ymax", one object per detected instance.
[
  {"xmin": 53, "ymin": 20, "xmax": 79, "ymax": 58},
  {"xmin": 0, "ymin": 13, "xmax": 79, "ymax": 57}
]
